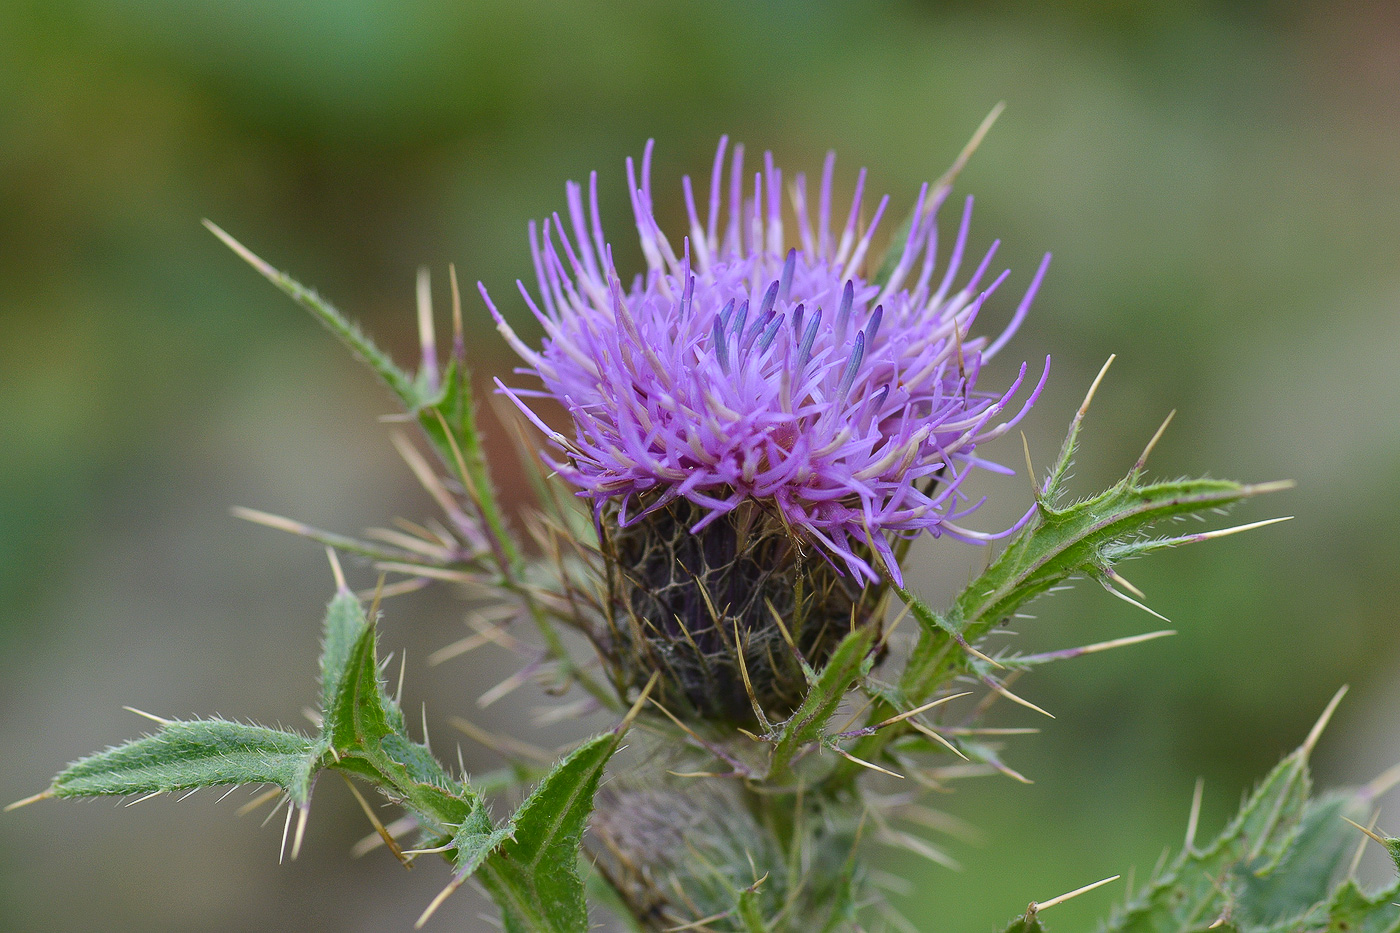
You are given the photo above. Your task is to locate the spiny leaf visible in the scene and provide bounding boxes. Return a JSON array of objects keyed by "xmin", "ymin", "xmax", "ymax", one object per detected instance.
[
  {"xmin": 1302, "ymin": 879, "xmax": 1400, "ymax": 933},
  {"xmin": 319, "ymin": 589, "xmax": 369, "ymax": 714},
  {"xmin": 1102, "ymin": 691, "xmax": 1365, "ymax": 933},
  {"xmin": 768, "ymin": 627, "xmax": 875, "ymax": 779},
  {"xmin": 324, "ymin": 617, "xmax": 400, "ymax": 752},
  {"xmin": 51, "ymin": 720, "xmax": 318, "ymax": 805},
  {"xmin": 1233, "ymin": 791, "xmax": 1366, "ymax": 927},
  {"xmin": 478, "ymin": 731, "xmax": 627, "ymax": 933},
  {"xmin": 951, "ymin": 476, "xmax": 1280, "ymax": 647},
  {"xmin": 449, "ymin": 798, "xmax": 514, "ymax": 878},
  {"xmin": 321, "ymin": 614, "xmax": 478, "ymax": 831}
]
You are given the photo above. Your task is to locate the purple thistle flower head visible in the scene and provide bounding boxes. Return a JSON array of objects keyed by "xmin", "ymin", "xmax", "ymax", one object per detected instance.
[{"xmin": 483, "ymin": 138, "xmax": 1048, "ymax": 589}]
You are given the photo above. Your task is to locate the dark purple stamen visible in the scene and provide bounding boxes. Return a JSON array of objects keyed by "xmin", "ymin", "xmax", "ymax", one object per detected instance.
[
  {"xmin": 758, "ymin": 279, "xmax": 780, "ymax": 320},
  {"xmin": 836, "ymin": 279, "xmax": 855, "ymax": 335},
  {"xmin": 837, "ymin": 331, "xmax": 865, "ymax": 401},
  {"xmin": 712, "ymin": 316, "xmax": 730, "ymax": 374},
  {"xmin": 796, "ymin": 306, "xmax": 822, "ymax": 373},
  {"xmin": 757, "ymin": 313, "xmax": 785, "ymax": 352},
  {"xmin": 866, "ymin": 305, "xmax": 883, "ymax": 348},
  {"xmin": 778, "ymin": 247, "xmax": 797, "ymax": 303}
]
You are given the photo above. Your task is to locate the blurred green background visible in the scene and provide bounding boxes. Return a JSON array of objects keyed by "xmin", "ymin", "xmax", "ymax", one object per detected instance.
[{"xmin": 4, "ymin": 1, "xmax": 1400, "ymax": 930}]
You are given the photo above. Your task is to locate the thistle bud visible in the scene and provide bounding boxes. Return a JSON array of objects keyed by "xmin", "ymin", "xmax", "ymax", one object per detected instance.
[{"xmin": 602, "ymin": 497, "xmax": 866, "ymax": 721}]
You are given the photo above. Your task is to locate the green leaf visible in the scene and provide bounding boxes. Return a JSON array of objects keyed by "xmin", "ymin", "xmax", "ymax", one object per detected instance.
[
  {"xmin": 1233, "ymin": 791, "xmax": 1366, "ymax": 927},
  {"xmin": 1101, "ymin": 690, "xmax": 1384, "ymax": 933},
  {"xmin": 479, "ymin": 731, "xmax": 626, "ymax": 933},
  {"xmin": 52, "ymin": 719, "xmax": 318, "ymax": 805},
  {"xmin": 768, "ymin": 627, "xmax": 875, "ymax": 778},
  {"xmin": 1304, "ymin": 879, "xmax": 1400, "ymax": 933},
  {"xmin": 448, "ymin": 798, "xmax": 514, "ymax": 878},
  {"xmin": 323, "ymin": 616, "xmax": 400, "ymax": 752},
  {"xmin": 961, "ymin": 477, "xmax": 1272, "ymax": 643},
  {"xmin": 1106, "ymin": 740, "xmax": 1313, "ymax": 932},
  {"xmin": 320, "ymin": 614, "xmax": 479, "ymax": 832},
  {"xmin": 319, "ymin": 589, "xmax": 369, "ymax": 714}
]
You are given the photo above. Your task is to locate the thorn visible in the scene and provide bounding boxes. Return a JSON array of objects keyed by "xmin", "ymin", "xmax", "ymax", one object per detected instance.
[
  {"xmin": 416, "ymin": 266, "xmax": 439, "ymax": 394},
  {"xmin": 291, "ymin": 804, "xmax": 310, "ymax": 861},
  {"xmin": 984, "ymin": 678, "xmax": 1054, "ymax": 718},
  {"xmin": 203, "ymin": 220, "xmax": 280, "ymax": 280},
  {"xmin": 876, "ymin": 693, "xmax": 973, "ymax": 729},
  {"xmin": 340, "ymin": 774, "xmax": 411, "ymax": 868},
  {"xmin": 1015, "ymin": 629, "xmax": 1175, "ymax": 665},
  {"xmin": 432, "ymin": 407, "xmax": 480, "ymax": 507},
  {"xmin": 421, "ymin": 702, "xmax": 432, "ymax": 753},
  {"xmin": 351, "ymin": 815, "xmax": 418, "ymax": 859},
  {"xmin": 1177, "ymin": 516, "xmax": 1295, "ymax": 544},
  {"xmin": 931, "ymin": 102, "xmax": 1005, "ymax": 201},
  {"xmin": 368, "ymin": 573, "xmax": 386, "ymax": 626},
  {"xmin": 122, "ymin": 706, "xmax": 172, "ymax": 726},
  {"xmin": 1033, "ymin": 874, "xmax": 1120, "ymax": 912},
  {"xmin": 5, "ymin": 790, "xmax": 53, "ymax": 812},
  {"xmin": 906, "ymin": 720, "xmax": 971, "ymax": 761},
  {"xmin": 260, "ymin": 792, "xmax": 290, "ymax": 828},
  {"xmin": 831, "ymin": 745, "xmax": 904, "ymax": 779},
  {"xmin": 733, "ymin": 618, "xmax": 772, "ymax": 732},
  {"xmin": 1078, "ymin": 355, "xmax": 1115, "ymax": 422},
  {"xmin": 1343, "ymin": 815, "xmax": 1392, "ymax": 848},
  {"xmin": 879, "ymin": 599, "xmax": 915, "ymax": 650},
  {"xmin": 237, "ymin": 787, "xmax": 282, "ymax": 817},
  {"xmin": 1348, "ymin": 810, "xmax": 1382, "ymax": 878},
  {"xmin": 477, "ymin": 665, "xmax": 533, "ymax": 708},
  {"xmin": 765, "ymin": 598, "xmax": 799, "ymax": 654},
  {"xmin": 1185, "ymin": 778, "xmax": 1204, "ymax": 851},
  {"xmin": 1241, "ymin": 479, "xmax": 1297, "ymax": 496},
  {"xmin": 395, "ymin": 653, "xmax": 408, "ymax": 707},
  {"xmin": 280, "ymin": 796, "xmax": 295, "ymax": 864},
  {"xmin": 449, "ymin": 264, "xmax": 465, "ymax": 365},
  {"xmin": 1107, "ymin": 568, "xmax": 1146, "ymax": 600},
  {"xmin": 618, "ymin": 671, "xmax": 661, "ymax": 735},
  {"xmin": 1021, "ymin": 431, "xmax": 1042, "ymax": 503},
  {"xmin": 326, "ymin": 547, "xmax": 348, "ymax": 593},
  {"xmin": 1133, "ymin": 410, "xmax": 1175, "ymax": 474},
  {"xmin": 879, "ymin": 828, "xmax": 961, "ymax": 870},
  {"xmin": 1301, "ymin": 685, "xmax": 1348, "ymax": 759},
  {"xmin": 1098, "ymin": 577, "xmax": 1172, "ymax": 625},
  {"xmin": 960, "ymin": 638, "xmax": 1004, "ymax": 670},
  {"xmin": 416, "ymin": 872, "xmax": 468, "ymax": 929},
  {"xmin": 428, "ymin": 620, "xmax": 518, "ymax": 667}
]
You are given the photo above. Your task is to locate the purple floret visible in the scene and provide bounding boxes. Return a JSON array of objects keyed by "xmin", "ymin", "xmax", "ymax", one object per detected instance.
[{"xmin": 482, "ymin": 139, "xmax": 1049, "ymax": 585}]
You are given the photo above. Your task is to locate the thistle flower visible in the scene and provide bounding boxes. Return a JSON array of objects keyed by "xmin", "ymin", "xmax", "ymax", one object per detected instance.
[{"xmin": 482, "ymin": 139, "xmax": 1048, "ymax": 720}]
